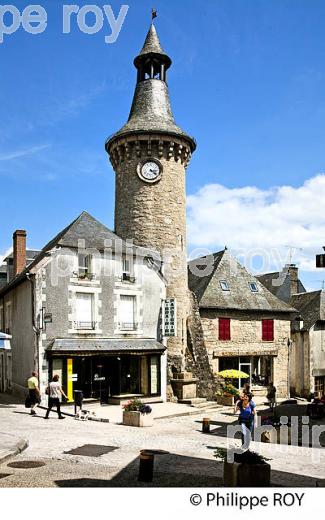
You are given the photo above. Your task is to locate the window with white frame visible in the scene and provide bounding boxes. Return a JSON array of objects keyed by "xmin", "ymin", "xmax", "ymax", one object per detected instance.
[
  {"xmin": 5, "ymin": 302, "xmax": 12, "ymax": 334},
  {"xmin": 75, "ymin": 293, "xmax": 95, "ymax": 330},
  {"xmin": 119, "ymin": 295, "xmax": 137, "ymax": 331},
  {"xmin": 78, "ymin": 254, "xmax": 93, "ymax": 278},
  {"xmin": 122, "ymin": 256, "xmax": 135, "ymax": 282}
]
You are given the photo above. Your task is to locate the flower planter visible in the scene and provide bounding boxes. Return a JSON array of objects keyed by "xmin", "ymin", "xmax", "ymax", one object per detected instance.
[
  {"xmin": 122, "ymin": 410, "xmax": 154, "ymax": 427},
  {"xmin": 224, "ymin": 461, "xmax": 271, "ymax": 487},
  {"xmin": 217, "ymin": 395, "xmax": 235, "ymax": 406}
]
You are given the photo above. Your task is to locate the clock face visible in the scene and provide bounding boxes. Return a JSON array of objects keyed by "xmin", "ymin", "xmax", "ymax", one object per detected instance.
[{"xmin": 138, "ymin": 160, "xmax": 162, "ymax": 183}]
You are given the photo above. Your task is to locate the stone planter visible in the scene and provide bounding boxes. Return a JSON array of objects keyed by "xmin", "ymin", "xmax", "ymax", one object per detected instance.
[
  {"xmin": 224, "ymin": 461, "xmax": 271, "ymax": 487},
  {"xmin": 217, "ymin": 395, "xmax": 235, "ymax": 406},
  {"xmin": 170, "ymin": 372, "xmax": 198, "ymax": 401},
  {"xmin": 122, "ymin": 411, "xmax": 154, "ymax": 427}
]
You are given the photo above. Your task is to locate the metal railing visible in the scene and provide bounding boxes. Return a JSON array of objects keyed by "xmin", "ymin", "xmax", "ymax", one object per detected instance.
[{"xmin": 74, "ymin": 321, "xmax": 97, "ymax": 330}]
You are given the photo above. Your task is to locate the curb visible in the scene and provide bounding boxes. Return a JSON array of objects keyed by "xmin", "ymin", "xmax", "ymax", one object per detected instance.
[
  {"xmin": 38, "ymin": 405, "xmax": 110, "ymax": 423},
  {"xmin": 0, "ymin": 437, "xmax": 29, "ymax": 465}
]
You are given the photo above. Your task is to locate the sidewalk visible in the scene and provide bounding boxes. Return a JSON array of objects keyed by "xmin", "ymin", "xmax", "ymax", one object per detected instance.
[{"xmin": 0, "ymin": 432, "xmax": 28, "ymax": 464}]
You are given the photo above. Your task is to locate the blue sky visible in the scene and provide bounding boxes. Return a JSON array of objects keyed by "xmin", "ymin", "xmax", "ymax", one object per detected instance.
[{"xmin": 1, "ymin": 0, "xmax": 325, "ymax": 290}]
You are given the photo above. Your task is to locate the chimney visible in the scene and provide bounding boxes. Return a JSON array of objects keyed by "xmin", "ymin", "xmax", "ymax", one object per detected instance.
[
  {"xmin": 286, "ymin": 264, "xmax": 299, "ymax": 296},
  {"xmin": 13, "ymin": 230, "xmax": 27, "ymax": 277}
]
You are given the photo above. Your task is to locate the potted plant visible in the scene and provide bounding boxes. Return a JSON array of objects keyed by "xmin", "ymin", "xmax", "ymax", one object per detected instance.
[
  {"xmin": 122, "ymin": 398, "xmax": 153, "ymax": 427},
  {"xmin": 214, "ymin": 447, "xmax": 271, "ymax": 487},
  {"xmin": 216, "ymin": 382, "xmax": 240, "ymax": 406}
]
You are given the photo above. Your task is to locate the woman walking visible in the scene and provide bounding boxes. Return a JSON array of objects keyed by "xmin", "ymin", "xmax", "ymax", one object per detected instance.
[
  {"xmin": 235, "ymin": 392, "xmax": 256, "ymax": 449},
  {"xmin": 45, "ymin": 374, "xmax": 67, "ymax": 420}
]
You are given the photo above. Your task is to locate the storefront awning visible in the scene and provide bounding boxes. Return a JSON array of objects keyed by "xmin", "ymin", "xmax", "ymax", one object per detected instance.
[{"xmin": 47, "ymin": 338, "xmax": 166, "ymax": 354}]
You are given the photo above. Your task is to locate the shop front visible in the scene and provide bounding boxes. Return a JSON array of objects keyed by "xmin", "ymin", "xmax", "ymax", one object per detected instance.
[
  {"xmin": 218, "ymin": 355, "xmax": 274, "ymax": 390},
  {"xmin": 47, "ymin": 338, "xmax": 166, "ymax": 403}
]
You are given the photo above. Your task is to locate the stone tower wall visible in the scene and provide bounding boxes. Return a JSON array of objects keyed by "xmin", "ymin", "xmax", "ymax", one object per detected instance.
[{"xmin": 108, "ymin": 134, "xmax": 192, "ymax": 365}]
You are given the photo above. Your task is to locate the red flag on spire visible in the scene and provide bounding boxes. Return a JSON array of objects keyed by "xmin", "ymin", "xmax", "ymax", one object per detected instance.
[{"xmin": 152, "ymin": 8, "xmax": 157, "ymax": 20}]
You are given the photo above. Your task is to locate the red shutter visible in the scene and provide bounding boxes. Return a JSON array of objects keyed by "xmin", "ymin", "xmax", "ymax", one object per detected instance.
[
  {"xmin": 262, "ymin": 319, "xmax": 274, "ymax": 341},
  {"xmin": 219, "ymin": 318, "xmax": 231, "ymax": 341}
]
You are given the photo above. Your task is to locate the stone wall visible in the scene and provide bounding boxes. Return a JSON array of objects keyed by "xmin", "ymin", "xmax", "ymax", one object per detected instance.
[
  {"xmin": 186, "ymin": 292, "xmax": 216, "ymax": 400},
  {"xmin": 109, "ymin": 134, "xmax": 192, "ymax": 371},
  {"xmin": 197, "ymin": 309, "xmax": 291, "ymax": 398}
]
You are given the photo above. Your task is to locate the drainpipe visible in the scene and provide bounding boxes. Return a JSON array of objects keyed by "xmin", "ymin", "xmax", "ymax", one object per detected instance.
[
  {"xmin": 287, "ymin": 338, "xmax": 292, "ymax": 399},
  {"xmin": 26, "ymin": 273, "xmax": 41, "ymax": 375}
]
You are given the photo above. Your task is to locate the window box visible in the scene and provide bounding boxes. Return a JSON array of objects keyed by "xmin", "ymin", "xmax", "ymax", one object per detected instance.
[{"xmin": 122, "ymin": 273, "xmax": 136, "ymax": 283}]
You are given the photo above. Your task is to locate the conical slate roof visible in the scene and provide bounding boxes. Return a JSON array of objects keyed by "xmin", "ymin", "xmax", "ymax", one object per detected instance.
[
  {"xmin": 138, "ymin": 23, "xmax": 166, "ymax": 58},
  {"xmin": 106, "ymin": 24, "xmax": 195, "ymax": 151}
]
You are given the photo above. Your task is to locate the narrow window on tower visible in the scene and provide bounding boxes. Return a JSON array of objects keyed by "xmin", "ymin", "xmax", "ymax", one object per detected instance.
[
  {"xmin": 219, "ymin": 318, "xmax": 231, "ymax": 341},
  {"xmin": 262, "ymin": 319, "xmax": 274, "ymax": 341}
]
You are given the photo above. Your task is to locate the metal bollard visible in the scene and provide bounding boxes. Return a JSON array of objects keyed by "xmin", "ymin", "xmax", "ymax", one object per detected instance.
[
  {"xmin": 202, "ymin": 417, "xmax": 210, "ymax": 433},
  {"xmin": 138, "ymin": 450, "xmax": 154, "ymax": 482}
]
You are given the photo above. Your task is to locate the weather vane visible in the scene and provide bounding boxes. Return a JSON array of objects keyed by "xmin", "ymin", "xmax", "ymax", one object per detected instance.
[{"xmin": 152, "ymin": 8, "xmax": 157, "ymax": 20}]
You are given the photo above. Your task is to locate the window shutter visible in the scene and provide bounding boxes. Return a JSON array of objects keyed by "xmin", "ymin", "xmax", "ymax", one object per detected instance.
[
  {"xmin": 219, "ymin": 318, "xmax": 230, "ymax": 341},
  {"xmin": 262, "ymin": 319, "xmax": 274, "ymax": 341},
  {"xmin": 76, "ymin": 293, "xmax": 93, "ymax": 323}
]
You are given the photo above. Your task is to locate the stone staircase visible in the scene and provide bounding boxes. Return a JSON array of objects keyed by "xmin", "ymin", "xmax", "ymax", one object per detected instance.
[{"xmin": 178, "ymin": 398, "xmax": 222, "ymax": 411}]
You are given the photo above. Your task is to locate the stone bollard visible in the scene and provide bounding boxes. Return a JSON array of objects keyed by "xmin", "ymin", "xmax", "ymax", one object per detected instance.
[
  {"xmin": 202, "ymin": 417, "xmax": 210, "ymax": 433},
  {"xmin": 138, "ymin": 450, "xmax": 154, "ymax": 482}
]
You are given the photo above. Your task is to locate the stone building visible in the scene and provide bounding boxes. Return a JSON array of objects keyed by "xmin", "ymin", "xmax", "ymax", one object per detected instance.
[
  {"xmin": 290, "ymin": 290, "xmax": 325, "ymax": 397},
  {"xmin": 257, "ymin": 264, "xmax": 325, "ymax": 397},
  {"xmin": 105, "ymin": 23, "xmax": 196, "ymax": 390},
  {"xmin": 0, "ymin": 212, "xmax": 167, "ymax": 402},
  {"xmin": 188, "ymin": 249, "xmax": 295, "ymax": 398}
]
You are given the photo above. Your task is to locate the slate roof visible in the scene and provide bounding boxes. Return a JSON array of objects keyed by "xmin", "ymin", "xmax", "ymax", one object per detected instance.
[
  {"xmin": 188, "ymin": 249, "xmax": 295, "ymax": 313},
  {"xmin": 106, "ymin": 24, "xmax": 196, "ymax": 151},
  {"xmin": 4, "ymin": 249, "xmax": 40, "ymax": 262},
  {"xmin": 256, "ymin": 270, "xmax": 306, "ymax": 303},
  {"xmin": 0, "ymin": 211, "xmax": 160, "ymax": 297},
  {"xmin": 291, "ymin": 290, "xmax": 325, "ymax": 330},
  {"xmin": 47, "ymin": 338, "xmax": 166, "ymax": 353},
  {"xmin": 136, "ymin": 23, "xmax": 171, "ymax": 65}
]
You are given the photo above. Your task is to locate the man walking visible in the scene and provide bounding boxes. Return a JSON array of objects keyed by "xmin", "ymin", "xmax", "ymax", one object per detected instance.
[
  {"xmin": 45, "ymin": 374, "xmax": 67, "ymax": 419},
  {"xmin": 27, "ymin": 371, "xmax": 40, "ymax": 416}
]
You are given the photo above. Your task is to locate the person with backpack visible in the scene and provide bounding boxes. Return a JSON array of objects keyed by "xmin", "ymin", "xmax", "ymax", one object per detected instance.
[
  {"xmin": 27, "ymin": 371, "xmax": 40, "ymax": 415},
  {"xmin": 235, "ymin": 392, "xmax": 256, "ymax": 449}
]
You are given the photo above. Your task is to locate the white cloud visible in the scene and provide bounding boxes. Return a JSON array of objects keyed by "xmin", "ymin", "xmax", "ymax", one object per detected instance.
[
  {"xmin": 0, "ymin": 247, "xmax": 12, "ymax": 265},
  {"xmin": 187, "ymin": 174, "xmax": 325, "ymax": 273},
  {"xmin": 0, "ymin": 144, "xmax": 50, "ymax": 161}
]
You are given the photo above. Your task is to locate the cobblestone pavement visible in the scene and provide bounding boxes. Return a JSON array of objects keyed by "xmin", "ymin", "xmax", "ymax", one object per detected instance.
[{"xmin": 0, "ymin": 394, "xmax": 324, "ymax": 487}]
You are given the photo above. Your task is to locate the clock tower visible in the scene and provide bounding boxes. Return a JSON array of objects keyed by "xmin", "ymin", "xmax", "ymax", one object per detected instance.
[{"xmin": 105, "ymin": 22, "xmax": 196, "ymax": 382}]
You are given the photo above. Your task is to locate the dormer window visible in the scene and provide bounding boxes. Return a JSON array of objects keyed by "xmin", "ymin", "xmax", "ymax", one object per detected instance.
[
  {"xmin": 249, "ymin": 282, "xmax": 258, "ymax": 292},
  {"xmin": 220, "ymin": 280, "xmax": 229, "ymax": 291},
  {"xmin": 78, "ymin": 254, "xmax": 93, "ymax": 280},
  {"xmin": 122, "ymin": 256, "xmax": 135, "ymax": 283}
]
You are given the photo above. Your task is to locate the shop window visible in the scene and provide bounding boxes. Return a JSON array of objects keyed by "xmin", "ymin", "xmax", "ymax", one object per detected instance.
[
  {"xmin": 262, "ymin": 319, "xmax": 274, "ymax": 341},
  {"xmin": 219, "ymin": 318, "xmax": 231, "ymax": 341}
]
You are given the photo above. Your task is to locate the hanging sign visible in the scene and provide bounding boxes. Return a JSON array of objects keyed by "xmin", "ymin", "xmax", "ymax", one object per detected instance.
[{"xmin": 163, "ymin": 298, "xmax": 177, "ymax": 337}]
